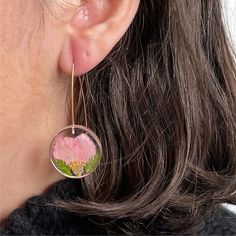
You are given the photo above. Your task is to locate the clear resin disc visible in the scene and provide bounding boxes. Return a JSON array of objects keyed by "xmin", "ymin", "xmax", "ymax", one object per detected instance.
[{"xmin": 49, "ymin": 125, "xmax": 102, "ymax": 178}]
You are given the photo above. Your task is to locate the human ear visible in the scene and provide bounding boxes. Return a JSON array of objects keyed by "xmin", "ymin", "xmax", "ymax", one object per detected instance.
[{"xmin": 59, "ymin": 0, "xmax": 140, "ymax": 75}]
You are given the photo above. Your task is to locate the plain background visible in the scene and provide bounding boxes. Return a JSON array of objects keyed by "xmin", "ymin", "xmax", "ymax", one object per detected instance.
[
  {"xmin": 222, "ymin": 0, "xmax": 236, "ymax": 49},
  {"xmin": 222, "ymin": 0, "xmax": 236, "ymax": 214}
]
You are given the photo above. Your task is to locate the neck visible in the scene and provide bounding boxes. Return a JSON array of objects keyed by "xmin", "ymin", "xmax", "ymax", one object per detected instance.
[
  {"xmin": 0, "ymin": 83, "xmax": 68, "ymax": 223},
  {"xmin": 0, "ymin": 123, "xmax": 66, "ymax": 223}
]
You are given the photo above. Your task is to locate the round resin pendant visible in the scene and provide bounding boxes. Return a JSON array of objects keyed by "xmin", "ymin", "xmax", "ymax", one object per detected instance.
[{"xmin": 49, "ymin": 125, "xmax": 102, "ymax": 178}]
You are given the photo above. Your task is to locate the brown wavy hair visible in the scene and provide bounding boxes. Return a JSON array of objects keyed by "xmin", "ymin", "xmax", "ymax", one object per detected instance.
[{"xmin": 48, "ymin": 0, "xmax": 236, "ymax": 234}]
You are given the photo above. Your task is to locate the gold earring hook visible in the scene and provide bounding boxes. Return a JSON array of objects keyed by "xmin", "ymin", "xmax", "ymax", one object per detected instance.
[
  {"xmin": 71, "ymin": 63, "xmax": 75, "ymax": 134},
  {"xmin": 71, "ymin": 63, "xmax": 88, "ymax": 135}
]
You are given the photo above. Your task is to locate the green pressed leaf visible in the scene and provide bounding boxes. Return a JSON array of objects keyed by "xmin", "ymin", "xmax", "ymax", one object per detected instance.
[
  {"xmin": 84, "ymin": 153, "xmax": 101, "ymax": 173},
  {"xmin": 54, "ymin": 159, "xmax": 73, "ymax": 176}
]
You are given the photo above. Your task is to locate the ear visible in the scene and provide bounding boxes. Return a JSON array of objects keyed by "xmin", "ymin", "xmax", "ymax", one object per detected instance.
[{"xmin": 59, "ymin": 0, "xmax": 140, "ymax": 76}]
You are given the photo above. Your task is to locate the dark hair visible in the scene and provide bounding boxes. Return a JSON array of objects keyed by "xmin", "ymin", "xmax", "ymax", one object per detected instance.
[{"xmin": 51, "ymin": 0, "xmax": 236, "ymax": 234}]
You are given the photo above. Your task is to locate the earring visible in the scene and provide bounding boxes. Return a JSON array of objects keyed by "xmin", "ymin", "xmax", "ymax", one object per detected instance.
[{"xmin": 49, "ymin": 63, "xmax": 102, "ymax": 178}]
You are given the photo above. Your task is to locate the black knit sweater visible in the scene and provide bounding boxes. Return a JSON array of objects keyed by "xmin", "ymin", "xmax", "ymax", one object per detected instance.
[{"xmin": 1, "ymin": 179, "xmax": 236, "ymax": 235}]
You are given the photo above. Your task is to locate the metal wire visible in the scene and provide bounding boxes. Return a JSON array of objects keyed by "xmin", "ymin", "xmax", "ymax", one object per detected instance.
[{"xmin": 71, "ymin": 63, "xmax": 88, "ymax": 134}]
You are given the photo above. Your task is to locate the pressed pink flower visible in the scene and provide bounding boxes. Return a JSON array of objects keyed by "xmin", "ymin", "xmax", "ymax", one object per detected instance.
[{"xmin": 53, "ymin": 133, "xmax": 96, "ymax": 165}]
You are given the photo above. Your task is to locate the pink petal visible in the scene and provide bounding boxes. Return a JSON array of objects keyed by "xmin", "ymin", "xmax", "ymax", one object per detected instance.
[
  {"xmin": 75, "ymin": 133, "xmax": 96, "ymax": 162},
  {"xmin": 53, "ymin": 137, "xmax": 73, "ymax": 164}
]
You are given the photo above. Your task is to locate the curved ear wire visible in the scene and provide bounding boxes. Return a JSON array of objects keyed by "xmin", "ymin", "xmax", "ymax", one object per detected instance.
[
  {"xmin": 71, "ymin": 62, "xmax": 88, "ymax": 135},
  {"xmin": 71, "ymin": 62, "xmax": 75, "ymax": 134}
]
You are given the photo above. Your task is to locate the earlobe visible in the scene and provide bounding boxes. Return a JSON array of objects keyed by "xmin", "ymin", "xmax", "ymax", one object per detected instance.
[
  {"xmin": 60, "ymin": 31, "xmax": 110, "ymax": 76},
  {"xmin": 71, "ymin": 35, "xmax": 106, "ymax": 75},
  {"xmin": 59, "ymin": 36, "xmax": 101, "ymax": 76},
  {"xmin": 59, "ymin": 0, "xmax": 140, "ymax": 76}
]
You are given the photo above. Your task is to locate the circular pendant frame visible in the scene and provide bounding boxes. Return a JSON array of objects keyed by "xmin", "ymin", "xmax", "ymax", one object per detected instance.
[{"xmin": 49, "ymin": 124, "xmax": 102, "ymax": 179}]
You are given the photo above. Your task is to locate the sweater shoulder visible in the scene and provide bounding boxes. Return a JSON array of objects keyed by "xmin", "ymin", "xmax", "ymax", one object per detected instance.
[{"xmin": 1, "ymin": 179, "xmax": 236, "ymax": 235}]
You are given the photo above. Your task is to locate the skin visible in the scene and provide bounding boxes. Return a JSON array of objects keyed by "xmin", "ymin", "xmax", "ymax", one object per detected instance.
[{"xmin": 0, "ymin": 0, "xmax": 140, "ymax": 222}]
